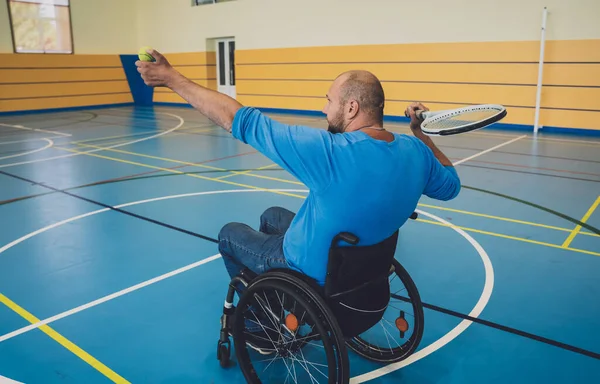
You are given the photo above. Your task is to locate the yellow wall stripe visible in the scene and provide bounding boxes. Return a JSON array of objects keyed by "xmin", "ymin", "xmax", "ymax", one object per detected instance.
[
  {"xmin": 0, "ymin": 81, "xmax": 131, "ymax": 99},
  {"xmin": 0, "ymin": 94, "xmax": 133, "ymax": 113},
  {"xmin": 237, "ymin": 94, "xmax": 599, "ymax": 130},
  {"xmin": 153, "ymin": 52, "xmax": 218, "ymax": 104},
  {"xmin": 0, "ymin": 54, "xmax": 123, "ymax": 68},
  {"xmin": 237, "ymin": 40, "xmax": 600, "ymax": 64},
  {"xmin": 0, "ymin": 293, "xmax": 129, "ymax": 383},
  {"xmin": 0, "ymin": 54, "xmax": 132, "ymax": 113},
  {"xmin": 237, "ymin": 62, "xmax": 600, "ymax": 87},
  {"xmin": 0, "ymin": 68, "xmax": 127, "ymax": 84},
  {"xmin": 234, "ymin": 39, "xmax": 600, "ymax": 130}
]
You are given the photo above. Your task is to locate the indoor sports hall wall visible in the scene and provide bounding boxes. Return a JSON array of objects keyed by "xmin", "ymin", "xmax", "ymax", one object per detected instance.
[
  {"xmin": 0, "ymin": 54, "xmax": 133, "ymax": 113},
  {"xmin": 234, "ymin": 40, "xmax": 600, "ymax": 131},
  {"xmin": 0, "ymin": 0, "xmax": 137, "ymax": 113},
  {"xmin": 136, "ymin": 0, "xmax": 600, "ymax": 133},
  {"xmin": 152, "ymin": 52, "xmax": 218, "ymax": 104}
]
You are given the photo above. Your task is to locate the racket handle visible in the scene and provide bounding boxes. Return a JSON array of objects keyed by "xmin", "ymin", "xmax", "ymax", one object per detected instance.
[{"xmin": 404, "ymin": 109, "xmax": 425, "ymax": 120}]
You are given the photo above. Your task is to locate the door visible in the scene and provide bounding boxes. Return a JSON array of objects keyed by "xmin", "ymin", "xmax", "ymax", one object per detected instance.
[{"xmin": 216, "ymin": 38, "xmax": 236, "ymax": 98}]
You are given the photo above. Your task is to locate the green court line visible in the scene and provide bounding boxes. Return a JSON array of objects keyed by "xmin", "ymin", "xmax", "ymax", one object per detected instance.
[
  {"xmin": 2, "ymin": 167, "xmax": 599, "ymax": 242},
  {"xmin": 463, "ymin": 186, "xmax": 600, "ymax": 235}
]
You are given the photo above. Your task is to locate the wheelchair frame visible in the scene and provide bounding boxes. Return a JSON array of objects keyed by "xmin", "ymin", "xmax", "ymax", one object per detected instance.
[{"xmin": 216, "ymin": 212, "xmax": 424, "ymax": 383}]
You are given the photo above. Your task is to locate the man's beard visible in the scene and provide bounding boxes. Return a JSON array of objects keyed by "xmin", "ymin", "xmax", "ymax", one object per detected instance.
[{"xmin": 327, "ymin": 111, "xmax": 345, "ymax": 134}]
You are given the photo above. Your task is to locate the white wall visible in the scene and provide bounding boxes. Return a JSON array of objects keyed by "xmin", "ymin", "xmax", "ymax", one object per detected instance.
[
  {"xmin": 70, "ymin": 0, "xmax": 138, "ymax": 54},
  {"xmin": 1, "ymin": 0, "xmax": 598, "ymax": 55},
  {"xmin": 136, "ymin": 0, "xmax": 600, "ymax": 52},
  {"xmin": 0, "ymin": 0, "xmax": 138, "ymax": 54}
]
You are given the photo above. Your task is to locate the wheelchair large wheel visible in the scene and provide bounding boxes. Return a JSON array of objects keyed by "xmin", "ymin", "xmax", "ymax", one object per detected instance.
[
  {"xmin": 345, "ymin": 259, "xmax": 424, "ymax": 363},
  {"xmin": 233, "ymin": 271, "xmax": 350, "ymax": 383}
]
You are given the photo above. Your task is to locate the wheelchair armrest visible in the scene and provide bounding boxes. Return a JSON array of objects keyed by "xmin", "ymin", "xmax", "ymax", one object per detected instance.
[{"xmin": 334, "ymin": 232, "xmax": 359, "ymax": 246}]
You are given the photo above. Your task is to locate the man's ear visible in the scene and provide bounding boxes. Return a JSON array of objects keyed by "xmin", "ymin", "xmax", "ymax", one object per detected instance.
[{"xmin": 346, "ymin": 99, "xmax": 359, "ymax": 119}]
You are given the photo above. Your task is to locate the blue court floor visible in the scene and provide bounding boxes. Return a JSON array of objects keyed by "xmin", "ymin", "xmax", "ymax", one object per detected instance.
[{"xmin": 0, "ymin": 105, "xmax": 599, "ymax": 383}]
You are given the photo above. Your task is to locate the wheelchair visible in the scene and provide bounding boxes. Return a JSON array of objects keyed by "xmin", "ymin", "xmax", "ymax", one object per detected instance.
[{"xmin": 216, "ymin": 213, "xmax": 424, "ymax": 383}]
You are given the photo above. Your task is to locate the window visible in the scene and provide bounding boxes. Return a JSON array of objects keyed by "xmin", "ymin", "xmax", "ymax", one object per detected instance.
[{"xmin": 7, "ymin": 0, "xmax": 73, "ymax": 54}]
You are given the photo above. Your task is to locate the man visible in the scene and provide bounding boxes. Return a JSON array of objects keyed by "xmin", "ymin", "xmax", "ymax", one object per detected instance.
[{"xmin": 136, "ymin": 49, "xmax": 460, "ymax": 287}]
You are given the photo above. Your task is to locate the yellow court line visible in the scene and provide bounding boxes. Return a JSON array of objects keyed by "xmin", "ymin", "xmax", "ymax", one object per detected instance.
[
  {"xmin": 70, "ymin": 127, "xmax": 217, "ymax": 146},
  {"xmin": 0, "ymin": 293, "xmax": 128, "ymax": 383},
  {"xmin": 53, "ymin": 145, "xmax": 600, "ymax": 258},
  {"xmin": 55, "ymin": 146, "xmax": 307, "ymax": 200},
  {"xmin": 214, "ymin": 163, "xmax": 281, "ymax": 180},
  {"xmin": 562, "ymin": 195, "xmax": 600, "ymax": 248},
  {"xmin": 73, "ymin": 143, "xmax": 304, "ymax": 187},
  {"xmin": 418, "ymin": 203, "xmax": 600, "ymax": 239},
  {"xmin": 72, "ymin": 142, "xmax": 599, "ymax": 239},
  {"xmin": 416, "ymin": 219, "xmax": 600, "ymax": 257}
]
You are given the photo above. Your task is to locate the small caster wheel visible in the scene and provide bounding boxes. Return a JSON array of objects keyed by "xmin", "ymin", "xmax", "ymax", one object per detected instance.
[{"xmin": 217, "ymin": 341, "xmax": 231, "ymax": 368}]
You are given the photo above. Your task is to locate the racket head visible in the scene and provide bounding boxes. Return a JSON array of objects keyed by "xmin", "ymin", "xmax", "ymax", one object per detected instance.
[{"xmin": 419, "ymin": 104, "xmax": 507, "ymax": 136}]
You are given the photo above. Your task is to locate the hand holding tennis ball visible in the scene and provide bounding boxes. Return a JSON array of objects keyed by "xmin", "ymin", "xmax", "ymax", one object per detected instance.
[
  {"xmin": 138, "ymin": 46, "xmax": 155, "ymax": 62},
  {"xmin": 136, "ymin": 47, "xmax": 179, "ymax": 88}
]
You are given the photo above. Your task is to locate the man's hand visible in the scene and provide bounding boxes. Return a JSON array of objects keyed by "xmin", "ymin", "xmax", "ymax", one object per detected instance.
[
  {"xmin": 405, "ymin": 102, "xmax": 453, "ymax": 167},
  {"xmin": 135, "ymin": 49, "xmax": 179, "ymax": 88},
  {"xmin": 405, "ymin": 102, "xmax": 429, "ymax": 137}
]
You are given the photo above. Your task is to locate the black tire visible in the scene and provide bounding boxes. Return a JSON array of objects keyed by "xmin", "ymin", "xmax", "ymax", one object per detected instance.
[
  {"xmin": 218, "ymin": 344, "xmax": 230, "ymax": 368},
  {"xmin": 233, "ymin": 271, "xmax": 350, "ymax": 384},
  {"xmin": 346, "ymin": 259, "xmax": 424, "ymax": 363}
]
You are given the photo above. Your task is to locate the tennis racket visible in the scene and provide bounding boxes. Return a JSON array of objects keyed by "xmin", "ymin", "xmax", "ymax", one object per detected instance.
[{"xmin": 406, "ymin": 104, "xmax": 507, "ymax": 136}]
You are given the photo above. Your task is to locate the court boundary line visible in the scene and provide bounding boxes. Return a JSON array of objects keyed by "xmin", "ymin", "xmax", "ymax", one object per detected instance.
[
  {"xmin": 0, "ymin": 112, "xmax": 184, "ymax": 169},
  {"xmin": 562, "ymin": 195, "xmax": 600, "ymax": 248},
  {"xmin": 0, "ymin": 123, "xmax": 71, "ymax": 137},
  {"xmin": 45, "ymin": 145, "xmax": 600, "ymax": 256},
  {"xmin": 0, "ymin": 292, "xmax": 128, "ymax": 383},
  {"xmin": 0, "ymin": 189, "xmax": 495, "ymax": 381},
  {"xmin": 2, "ymin": 187, "xmax": 598, "ymax": 370},
  {"xmin": 2, "ymin": 162, "xmax": 597, "ymax": 240},
  {"xmin": 452, "ymin": 135, "xmax": 526, "ymax": 165},
  {"xmin": 0, "ymin": 138, "xmax": 53, "ymax": 161}
]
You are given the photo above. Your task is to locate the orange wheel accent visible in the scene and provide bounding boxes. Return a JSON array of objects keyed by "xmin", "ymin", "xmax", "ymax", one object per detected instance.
[
  {"xmin": 285, "ymin": 313, "xmax": 299, "ymax": 332},
  {"xmin": 395, "ymin": 317, "xmax": 409, "ymax": 332}
]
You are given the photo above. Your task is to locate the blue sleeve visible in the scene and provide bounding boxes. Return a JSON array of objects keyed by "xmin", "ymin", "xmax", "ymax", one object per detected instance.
[
  {"xmin": 413, "ymin": 138, "xmax": 461, "ymax": 201},
  {"xmin": 424, "ymin": 164, "xmax": 461, "ymax": 201},
  {"xmin": 231, "ymin": 107, "xmax": 334, "ymax": 191}
]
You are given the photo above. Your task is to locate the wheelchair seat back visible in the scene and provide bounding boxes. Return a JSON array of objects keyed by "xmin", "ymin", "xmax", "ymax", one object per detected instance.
[{"xmin": 324, "ymin": 230, "xmax": 399, "ymax": 338}]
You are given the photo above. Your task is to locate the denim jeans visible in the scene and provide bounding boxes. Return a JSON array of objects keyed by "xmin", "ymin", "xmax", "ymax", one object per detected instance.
[{"xmin": 218, "ymin": 206, "xmax": 295, "ymax": 281}]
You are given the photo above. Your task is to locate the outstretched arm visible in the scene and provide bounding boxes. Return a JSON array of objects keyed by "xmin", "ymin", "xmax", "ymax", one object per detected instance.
[{"xmin": 136, "ymin": 49, "xmax": 242, "ymax": 132}]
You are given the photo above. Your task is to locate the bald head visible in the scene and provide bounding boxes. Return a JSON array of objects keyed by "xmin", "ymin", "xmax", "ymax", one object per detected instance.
[{"xmin": 336, "ymin": 70, "xmax": 385, "ymax": 124}]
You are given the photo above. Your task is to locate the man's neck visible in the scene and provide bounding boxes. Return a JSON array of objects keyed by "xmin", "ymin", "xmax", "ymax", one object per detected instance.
[
  {"xmin": 345, "ymin": 120, "xmax": 393, "ymax": 142},
  {"xmin": 344, "ymin": 119, "xmax": 383, "ymax": 133}
]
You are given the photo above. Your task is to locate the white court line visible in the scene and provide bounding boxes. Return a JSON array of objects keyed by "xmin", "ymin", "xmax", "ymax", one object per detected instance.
[
  {"xmin": 0, "ymin": 375, "xmax": 23, "ymax": 384},
  {"xmin": 0, "ymin": 254, "xmax": 221, "ymax": 343},
  {"xmin": 352, "ymin": 209, "xmax": 494, "ymax": 383},
  {"xmin": 0, "ymin": 123, "xmax": 71, "ymax": 137},
  {"xmin": 0, "ymin": 138, "xmax": 53, "ymax": 161},
  {"xmin": 0, "ymin": 188, "xmax": 493, "ymax": 384},
  {"xmin": 0, "ymin": 112, "xmax": 184, "ymax": 169},
  {"xmin": 453, "ymin": 135, "xmax": 526, "ymax": 166},
  {"xmin": 0, "ymin": 136, "xmax": 65, "ymax": 145}
]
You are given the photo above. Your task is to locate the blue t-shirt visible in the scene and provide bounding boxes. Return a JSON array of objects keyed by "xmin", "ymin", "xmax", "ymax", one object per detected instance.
[{"xmin": 232, "ymin": 107, "xmax": 461, "ymax": 285}]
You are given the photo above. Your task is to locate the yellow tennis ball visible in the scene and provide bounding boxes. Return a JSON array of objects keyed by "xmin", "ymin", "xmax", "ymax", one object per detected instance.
[{"xmin": 138, "ymin": 46, "xmax": 155, "ymax": 62}]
